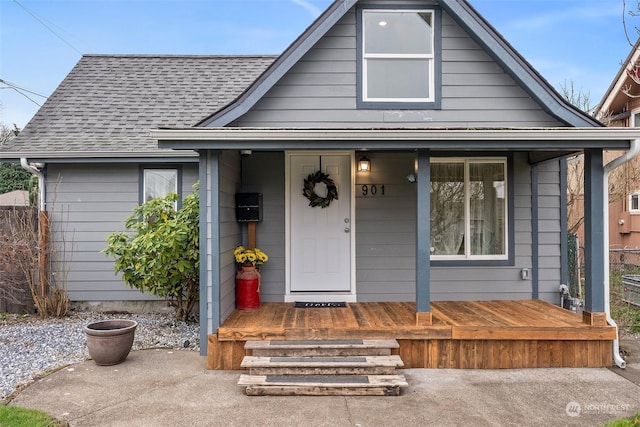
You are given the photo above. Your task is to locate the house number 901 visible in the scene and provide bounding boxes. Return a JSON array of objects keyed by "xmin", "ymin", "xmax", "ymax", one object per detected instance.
[{"xmin": 361, "ymin": 184, "xmax": 385, "ymax": 196}]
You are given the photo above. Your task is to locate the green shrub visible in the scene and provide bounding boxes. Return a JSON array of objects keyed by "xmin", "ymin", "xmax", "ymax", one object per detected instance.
[
  {"xmin": 105, "ymin": 187, "xmax": 199, "ymax": 322},
  {"xmin": 609, "ymin": 270, "xmax": 640, "ymax": 334}
]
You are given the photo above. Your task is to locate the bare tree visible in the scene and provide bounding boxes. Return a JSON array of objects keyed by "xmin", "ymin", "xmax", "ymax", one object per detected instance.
[
  {"xmin": 0, "ymin": 208, "xmax": 35, "ymax": 310},
  {"xmin": 623, "ymin": 0, "xmax": 640, "ymax": 47},
  {"xmin": 560, "ymin": 80, "xmax": 592, "ymax": 113},
  {"xmin": 561, "ymin": 82, "xmax": 592, "ymax": 236},
  {"xmin": 0, "ymin": 122, "xmax": 19, "ymax": 145},
  {"xmin": 566, "ymin": 155, "xmax": 585, "ymax": 234}
]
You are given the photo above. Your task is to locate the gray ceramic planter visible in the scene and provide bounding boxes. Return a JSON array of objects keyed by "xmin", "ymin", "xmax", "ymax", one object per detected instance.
[{"xmin": 84, "ymin": 319, "xmax": 138, "ymax": 366}]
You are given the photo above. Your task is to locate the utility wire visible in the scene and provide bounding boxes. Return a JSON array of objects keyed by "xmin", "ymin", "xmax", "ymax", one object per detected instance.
[
  {"xmin": 0, "ymin": 79, "xmax": 47, "ymax": 98},
  {"xmin": 12, "ymin": 0, "xmax": 82, "ymax": 55},
  {"xmin": 0, "ymin": 79, "xmax": 44, "ymax": 107}
]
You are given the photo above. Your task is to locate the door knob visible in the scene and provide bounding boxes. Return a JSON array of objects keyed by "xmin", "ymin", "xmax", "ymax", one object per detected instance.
[{"xmin": 344, "ymin": 228, "xmax": 350, "ymax": 233}]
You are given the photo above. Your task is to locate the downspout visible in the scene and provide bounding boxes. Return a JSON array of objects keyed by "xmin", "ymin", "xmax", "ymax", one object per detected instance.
[
  {"xmin": 20, "ymin": 158, "xmax": 45, "ymax": 211},
  {"xmin": 603, "ymin": 139, "xmax": 640, "ymax": 369},
  {"xmin": 20, "ymin": 158, "xmax": 49, "ymax": 300}
]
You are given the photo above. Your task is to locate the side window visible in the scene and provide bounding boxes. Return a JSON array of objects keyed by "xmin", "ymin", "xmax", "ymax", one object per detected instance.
[
  {"xmin": 358, "ymin": 7, "xmax": 440, "ymax": 109},
  {"xmin": 140, "ymin": 167, "xmax": 181, "ymax": 207}
]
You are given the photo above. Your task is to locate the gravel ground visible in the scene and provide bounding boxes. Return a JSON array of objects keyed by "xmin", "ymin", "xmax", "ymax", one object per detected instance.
[{"xmin": 0, "ymin": 311, "xmax": 200, "ymax": 401}]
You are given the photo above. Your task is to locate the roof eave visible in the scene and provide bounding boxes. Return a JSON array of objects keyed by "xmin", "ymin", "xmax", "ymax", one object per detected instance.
[
  {"xmin": 152, "ymin": 127, "xmax": 637, "ymax": 151},
  {"xmin": 597, "ymin": 38, "xmax": 640, "ymax": 115},
  {"xmin": 0, "ymin": 150, "xmax": 199, "ymax": 163}
]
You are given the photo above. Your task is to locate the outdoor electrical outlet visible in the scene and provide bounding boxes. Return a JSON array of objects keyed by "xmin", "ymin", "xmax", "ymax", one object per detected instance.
[{"xmin": 521, "ymin": 268, "xmax": 530, "ymax": 280}]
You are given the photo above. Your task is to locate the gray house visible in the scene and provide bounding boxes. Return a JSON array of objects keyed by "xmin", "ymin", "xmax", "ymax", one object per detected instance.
[{"xmin": 2, "ymin": 0, "xmax": 636, "ymax": 369}]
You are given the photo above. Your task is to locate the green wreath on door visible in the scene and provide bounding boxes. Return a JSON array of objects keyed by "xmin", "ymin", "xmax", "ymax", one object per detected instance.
[{"xmin": 302, "ymin": 171, "xmax": 339, "ymax": 208}]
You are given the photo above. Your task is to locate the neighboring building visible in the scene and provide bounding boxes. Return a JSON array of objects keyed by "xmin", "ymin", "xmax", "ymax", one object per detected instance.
[
  {"xmin": 1, "ymin": 0, "xmax": 635, "ymax": 368},
  {"xmin": 595, "ymin": 38, "xmax": 640, "ymax": 250},
  {"xmin": 0, "ymin": 190, "xmax": 29, "ymax": 206}
]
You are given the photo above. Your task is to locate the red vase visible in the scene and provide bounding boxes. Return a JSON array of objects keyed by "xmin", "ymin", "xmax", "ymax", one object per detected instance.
[{"xmin": 236, "ymin": 265, "xmax": 261, "ymax": 310}]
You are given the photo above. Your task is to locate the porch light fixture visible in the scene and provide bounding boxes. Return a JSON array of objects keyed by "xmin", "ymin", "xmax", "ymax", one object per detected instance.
[{"xmin": 358, "ymin": 156, "xmax": 371, "ymax": 172}]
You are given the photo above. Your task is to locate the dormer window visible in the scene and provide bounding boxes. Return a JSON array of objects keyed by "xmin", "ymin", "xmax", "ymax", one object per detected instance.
[{"xmin": 357, "ymin": 7, "xmax": 441, "ymax": 109}]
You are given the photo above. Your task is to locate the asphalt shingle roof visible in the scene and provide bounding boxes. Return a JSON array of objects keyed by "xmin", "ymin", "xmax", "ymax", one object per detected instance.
[{"xmin": 0, "ymin": 54, "xmax": 275, "ymax": 157}]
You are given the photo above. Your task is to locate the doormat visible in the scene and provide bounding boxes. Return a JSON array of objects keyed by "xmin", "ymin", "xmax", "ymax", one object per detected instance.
[{"xmin": 294, "ymin": 302, "xmax": 347, "ymax": 308}]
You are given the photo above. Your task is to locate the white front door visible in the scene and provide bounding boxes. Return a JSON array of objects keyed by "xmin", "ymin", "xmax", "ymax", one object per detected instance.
[{"xmin": 288, "ymin": 153, "xmax": 353, "ymax": 296}]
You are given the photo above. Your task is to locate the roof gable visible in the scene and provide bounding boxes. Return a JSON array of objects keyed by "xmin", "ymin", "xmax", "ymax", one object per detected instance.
[
  {"xmin": 200, "ymin": 0, "xmax": 599, "ymax": 128},
  {"xmin": 440, "ymin": 0, "xmax": 598, "ymax": 127},
  {"xmin": 197, "ymin": 0, "xmax": 358, "ymax": 127}
]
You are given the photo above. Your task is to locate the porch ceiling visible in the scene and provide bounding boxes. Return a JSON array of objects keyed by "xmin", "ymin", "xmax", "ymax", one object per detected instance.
[{"xmin": 154, "ymin": 127, "xmax": 637, "ymax": 152}]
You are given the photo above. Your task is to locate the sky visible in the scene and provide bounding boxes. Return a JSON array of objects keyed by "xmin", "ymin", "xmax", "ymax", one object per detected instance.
[{"xmin": 0, "ymin": 0, "xmax": 635, "ymax": 129}]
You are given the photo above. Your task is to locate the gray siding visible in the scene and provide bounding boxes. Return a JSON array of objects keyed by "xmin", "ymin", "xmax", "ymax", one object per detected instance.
[
  {"xmin": 46, "ymin": 163, "xmax": 198, "ymax": 302},
  {"xmin": 430, "ymin": 153, "xmax": 533, "ymax": 301},
  {"xmin": 240, "ymin": 152, "xmax": 540, "ymax": 303},
  {"xmin": 233, "ymin": 9, "xmax": 564, "ymax": 128},
  {"xmin": 536, "ymin": 159, "xmax": 563, "ymax": 304},
  {"xmin": 355, "ymin": 153, "xmax": 417, "ymax": 301},
  {"xmin": 218, "ymin": 151, "xmax": 242, "ymax": 321},
  {"xmin": 241, "ymin": 152, "xmax": 286, "ymax": 302},
  {"xmin": 355, "ymin": 152, "xmax": 536, "ymax": 302},
  {"xmin": 210, "ymin": 3, "xmax": 566, "ymax": 308}
]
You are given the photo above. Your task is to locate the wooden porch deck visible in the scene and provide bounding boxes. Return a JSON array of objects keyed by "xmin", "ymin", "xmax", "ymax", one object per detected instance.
[{"xmin": 208, "ymin": 300, "xmax": 617, "ymax": 370}]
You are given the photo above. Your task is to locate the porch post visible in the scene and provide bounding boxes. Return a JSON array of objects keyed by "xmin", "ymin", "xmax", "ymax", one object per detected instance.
[
  {"xmin": 201, "ymin": 151, "xmax": 221, "ymax": 354},
  {"xmin": 583, "ymin": 148, "xmax": 606, "ymax": 325},
  {"xmin": 416, "ymin": 149, "xmax": 432, "ymax": 325}
]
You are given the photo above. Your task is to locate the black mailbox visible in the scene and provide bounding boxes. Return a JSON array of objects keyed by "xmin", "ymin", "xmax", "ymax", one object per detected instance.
[{"xmin": 235, "ymin": 193, "xmax": 263, "ymax": 222}]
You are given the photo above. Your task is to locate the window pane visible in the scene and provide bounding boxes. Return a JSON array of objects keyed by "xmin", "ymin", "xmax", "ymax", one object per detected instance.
[
  {"xmin": 367, "ymin": 58, "xmax": 430, "ymax": 99},
  {"xmin": 469, "ymin": 163, "xmax": 505, "ymax": 255},
  {"xmin": 364, "ymin": 11, "xmax": 432, "ymax": 54},
  {"xmin": 144, "ymin": 169, "xmax": 177, "ymax": 203},
  {"xmin": 632, "ymin": 194, "xmax": 639, "ymax": 211},
  {"xmin": 430, "ymin": 163, "xmax": 465, "ymax": 255},
  {"xmin": 634, "ymin": 113, "xmax": 640, "ymax": 127}
]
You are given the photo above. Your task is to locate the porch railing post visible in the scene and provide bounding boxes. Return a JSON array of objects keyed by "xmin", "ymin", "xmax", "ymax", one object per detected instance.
[{"xmin": 416, "ymin": 149, "xmax": 431, "ymax": 325}]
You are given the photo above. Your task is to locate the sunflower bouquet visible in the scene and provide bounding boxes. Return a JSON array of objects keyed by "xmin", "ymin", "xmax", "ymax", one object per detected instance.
[{"xmin": 234, "ymin": 246, "xmax": 269, "ymax": 268}]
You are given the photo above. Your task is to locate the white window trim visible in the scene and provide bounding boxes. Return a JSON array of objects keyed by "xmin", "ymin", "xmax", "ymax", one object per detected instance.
[
  {"xmin": 430, "ymin": 157, "xmax": 509, "ymax": 261},
  {"xmin": 143, "ymin": 168, "xmax": 179, "ymax": 209},
  {"xmin": 632, "ymin": 110, "xmax": 640, "ymax": 128},
  {"xmin": 629, "ymin": 191, "xmax": 640, "ymax": 213},
  {"xmin": 362, "ymin": 9, "xmax": 435, "ymax": 103}
]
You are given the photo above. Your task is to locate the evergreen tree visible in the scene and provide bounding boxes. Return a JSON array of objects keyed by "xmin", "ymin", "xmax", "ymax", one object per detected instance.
[{"xmin": 0, "ymin": 123, "xmax": 31, "ymax": 194}]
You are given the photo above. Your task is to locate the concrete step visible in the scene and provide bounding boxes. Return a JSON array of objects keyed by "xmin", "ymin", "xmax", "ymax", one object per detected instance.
[
  {"xmin": 245, "ymin": 339, "xmax": 399, "ymax": 357},
  {"xmin": 238, "ymin": 374, "xmax": 408, "ymax": 396},
  {"xmin": 241, "ymin": 355, "xmax": 404, "ymax": 375}
]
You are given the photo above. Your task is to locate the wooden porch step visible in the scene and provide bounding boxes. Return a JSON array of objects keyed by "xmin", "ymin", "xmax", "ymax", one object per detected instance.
[
  {"xmin": 245, "ymin": 339, "xmax": 399, "ymax": 357},
  {"xmin": 241, "ymin": 355, "xmax": 403, "ymax": 375},
  {"xmin": 238, "ymin": 374, "xmax": 408, "ymax": 396},
  {"xmin": 239, "ymin": 339, "xmax": 406, "ymax": 396}
]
